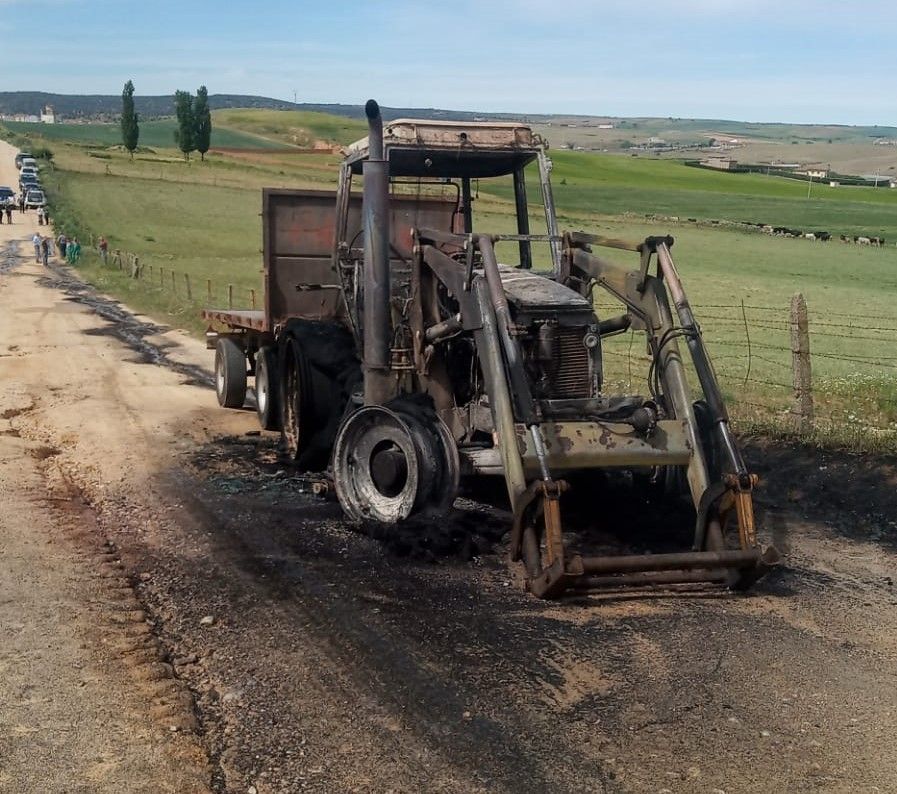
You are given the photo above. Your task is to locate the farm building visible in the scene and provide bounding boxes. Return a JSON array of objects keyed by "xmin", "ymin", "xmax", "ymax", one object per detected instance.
[{"xmin": 701, "ymin": 156, "xmax": 737, "ymax": 170}]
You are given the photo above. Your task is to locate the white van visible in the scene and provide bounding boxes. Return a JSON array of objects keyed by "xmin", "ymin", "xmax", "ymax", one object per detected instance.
[{"xmin": 19, "ymin": 157, "xmax": 38, "ymax": 170}]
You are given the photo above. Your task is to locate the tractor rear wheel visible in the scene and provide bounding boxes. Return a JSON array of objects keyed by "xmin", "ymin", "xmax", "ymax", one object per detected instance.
[{"xmin": 280, "ymin": 337, "xmax": 313, "ymax": 465}]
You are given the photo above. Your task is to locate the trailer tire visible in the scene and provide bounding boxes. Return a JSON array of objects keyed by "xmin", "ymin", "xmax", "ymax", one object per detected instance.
[
  {"xmin": 215, "ymin": 337, "xmax": 247, "ymax": 408},
  {"xmin": 255, "ymin": 346, "xmax": 280, "ymax": 431}
]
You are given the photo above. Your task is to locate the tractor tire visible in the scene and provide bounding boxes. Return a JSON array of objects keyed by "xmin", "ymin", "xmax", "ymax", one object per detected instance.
[
  {"xmin": 280, "ymin": 336, "xmax": 312, "ymax": 464},
  {"xmin": 255, "ymin": 346, "xmax": 280, "ymax": 431},
  {"xmin": 215, "ymin": 337, "xmax": 247, "ymax": 408},
  {"xmin": 279, "ymin": 321, "xmax": 362, "ymax": 472}
]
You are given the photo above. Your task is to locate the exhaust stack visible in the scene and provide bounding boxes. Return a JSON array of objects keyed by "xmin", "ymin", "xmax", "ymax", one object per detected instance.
[{"xmin": 362, "ymin": 99, "xmax": 394, "ymax": 405}]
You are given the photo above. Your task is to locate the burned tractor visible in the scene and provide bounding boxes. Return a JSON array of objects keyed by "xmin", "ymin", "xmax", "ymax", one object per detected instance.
[{"xmin": 204, "ymin": 100, "xmax": 779, "ymax": 598}]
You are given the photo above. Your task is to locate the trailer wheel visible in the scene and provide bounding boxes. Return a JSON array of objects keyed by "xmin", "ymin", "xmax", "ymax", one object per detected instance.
[
  {"xmin": 215, "ymin": 337, "xmax": 247, "ymax": 408},
  {"xmin": 255, "ymin": 347, "xmax": 280, "ymax": 431}
]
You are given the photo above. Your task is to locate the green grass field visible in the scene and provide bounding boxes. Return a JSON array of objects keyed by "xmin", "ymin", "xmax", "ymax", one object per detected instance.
[
  {"xmin": 18, "ymin": 114, "xmax": 896, "ymax": 447},
  {"xmin": 211, "ymin": 109, "xmax": 367, "ymax": 147},
  {"xmin": 2, "ymin": 119, "xmax": 287, "ymax": 150},
  {"xmin": 487, "ymin": 152, "xmax": 897, "ymax": 239}
]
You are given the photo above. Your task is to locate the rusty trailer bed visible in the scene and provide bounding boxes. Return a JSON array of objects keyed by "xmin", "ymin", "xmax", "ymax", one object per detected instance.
[{"xmin": 202, "ymin": 308, "xmax": 268, "ymax": 332}]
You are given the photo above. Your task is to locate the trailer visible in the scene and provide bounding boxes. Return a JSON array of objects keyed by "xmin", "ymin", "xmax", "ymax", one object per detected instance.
[{"xmin": 202, "ymin": 100, "xmax": 779, "ymax": 598}]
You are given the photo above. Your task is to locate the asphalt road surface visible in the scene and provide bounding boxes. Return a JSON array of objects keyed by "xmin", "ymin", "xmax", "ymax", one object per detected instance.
[{"xmin": 1, "ymin": 139, "xmax": 896, "ymax": 793}]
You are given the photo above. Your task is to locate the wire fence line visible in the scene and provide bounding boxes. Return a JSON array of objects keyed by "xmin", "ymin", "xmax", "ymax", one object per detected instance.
[
  {"xmin": 80, "ymin": 238, "xmax": 896, "ymax": 438},
  {"xmin": 83, "ymin": 234, "xmax": 261, "ymax": 313},
  {"xmin": 599, "ymin": 293, "xmax": 897, "ymax": 437}
]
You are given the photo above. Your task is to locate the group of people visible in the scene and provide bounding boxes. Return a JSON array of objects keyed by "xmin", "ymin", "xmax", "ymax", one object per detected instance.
[
  {"xmin": 56, "ymin": 233, "xmax": 82, "ymax": 265},
  {"xmin": 30, "ymin": 232, "xmax": 82, "ymax": 267},
  {"xmin": 31, "ymin": 233, "xmax": 54, "ymax": 267},
  {"xmin": 0, "ymin": 196, "xmax": 48, "ymax": 224}
]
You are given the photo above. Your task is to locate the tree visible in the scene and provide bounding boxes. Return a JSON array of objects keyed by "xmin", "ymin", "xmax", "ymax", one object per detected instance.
[
  {"xmin": 121, "ymin": 80, "xmax": 139, "ymax": 160},
  {"xmin": 174, "ymin": 90, "xmax": 195, "ymax": 161},
  {"xmin": 193, "ymin": 85, "xmax": 212, "ymax": 161}
]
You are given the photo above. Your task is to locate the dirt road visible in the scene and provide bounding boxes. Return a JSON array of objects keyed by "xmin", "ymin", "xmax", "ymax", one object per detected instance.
[{"xmin": 1, "ymin": 138, "xmax": 896, "ymax": 793}]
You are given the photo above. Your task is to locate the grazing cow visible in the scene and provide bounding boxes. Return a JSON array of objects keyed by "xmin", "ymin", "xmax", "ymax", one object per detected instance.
[
  {"xmin": 816, "ymin": 231, "xmax": 831, "ymax": 242},
  {"xmin": 804, "ymin": 233, "xmax": 816, "ymax": 240},
  {"xmin": 857, "ymin": 236, "xmax": 871, "ymax": 245},
  {"xmin": 840, "ymin": 234, "xmax": 851, "ymax": 243},
  {"xmin": 871, "ymin": 236, "xmax": 884, "ymax": 247}
]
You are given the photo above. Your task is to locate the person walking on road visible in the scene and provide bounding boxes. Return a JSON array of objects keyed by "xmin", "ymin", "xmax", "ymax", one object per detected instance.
[
  {"xmin": 36, "ymin": 206, "xmax": 45, "ymax": 226},
  {"xmin": 4, "ymin": 202, "xmax": 11, "ymax": 224},
  {"xmin": 40, "ymin": 236, "xmax": 50, "ymax": 267},
  {"xmin": 18, "ymin": 193, "xmax": 25, "ymax": 214},
  {"xmin": 98, "ymin": 235, "xmax": 108, "ymax": 264},
  {"xmin": 57, "ymin": 233, "xmax": 67, "ymax": 261},
  {"xmin": 32, "ymin": 233, "xmax": 41, "ymax": 263}
]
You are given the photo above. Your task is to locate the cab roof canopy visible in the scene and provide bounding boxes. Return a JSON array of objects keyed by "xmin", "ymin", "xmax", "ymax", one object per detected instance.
[{"xmin": 344, "ymin": 118, "xmax": 541, "ymax": 178}]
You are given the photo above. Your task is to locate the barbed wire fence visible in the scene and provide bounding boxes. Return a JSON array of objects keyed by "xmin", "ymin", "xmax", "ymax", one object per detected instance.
[
  {"xmin": 80, "ymin": 233, "xmax": 261, "ymax": 315},
  {"xmin": 597, "ymin": 292, "xmax": 897, "ymax": 442}
]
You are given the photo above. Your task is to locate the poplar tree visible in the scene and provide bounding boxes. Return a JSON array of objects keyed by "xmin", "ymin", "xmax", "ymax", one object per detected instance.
[
  {"xmin": 174, "ymin": 90, "xmax": 195, "ymax": 161},
  {"xmin": 193, "ymin": 85, "xmax": 212, "ymax": 161},
  {"xmin": 121, "ymin": 80, "xmax": 139, "ymax": 159}
]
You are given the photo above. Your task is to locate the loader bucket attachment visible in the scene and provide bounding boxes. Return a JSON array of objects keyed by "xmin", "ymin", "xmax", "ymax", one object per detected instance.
[{"xmin": 510, "ymin": 476, "xmax": 780, "ymax": 598}]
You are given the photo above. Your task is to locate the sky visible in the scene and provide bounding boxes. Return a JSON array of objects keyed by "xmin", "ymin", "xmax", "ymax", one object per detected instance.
[{"xmin": 1, "ymin": 0, "xmax": 895, "ymax": 126}]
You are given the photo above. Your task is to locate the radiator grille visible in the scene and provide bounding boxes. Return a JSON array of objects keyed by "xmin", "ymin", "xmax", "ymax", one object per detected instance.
[{"xmin": 551, "ymin": 328, "xmax": 592, "ymax": 398}]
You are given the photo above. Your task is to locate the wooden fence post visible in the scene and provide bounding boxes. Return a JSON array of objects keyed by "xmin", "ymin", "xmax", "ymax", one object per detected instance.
[
  {"xmin": 171, "ymin": 270, "xmax": 176, "ymax": 292},
  {"xmin": 184, "ymin": 273, "xmax": 192, "ymax": 300},
  {"xmin": 790, "ymin": 293, "xmax": 813, "ymax": 432},
  {"xmin": 250, "ymin": 288, "xmax": 256, "ymax": 309},
  {"xmin": 131, "ymin": 256, "xmax": 140, "ymax": 279},
  {"xmin": 207, "ymin": 278, "xmax": 212, "ymax": 303},
  {"xmin": 228, "ymin": 284, "xmax": 234, "ymax": 309},
  {"xmin": 160, "ymin": 267, "xmax": 165, "ymax": 287}
]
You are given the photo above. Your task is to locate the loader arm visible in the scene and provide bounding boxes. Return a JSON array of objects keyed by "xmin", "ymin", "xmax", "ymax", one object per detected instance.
[{"xmin": 416, "ymin": 230, "xmax": 778, "ymax": 597}]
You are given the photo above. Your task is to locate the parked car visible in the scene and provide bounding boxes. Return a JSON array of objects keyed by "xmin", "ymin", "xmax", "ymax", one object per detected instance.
[
  {"xmin": 24, "ymin": 189, "xmax": 46, "ymax": 209},
  {"xmin": 0, "ymin": 186, "xmax": 15, "ymax": 204},
  {"xmin": 19, "ymin": 166, "xmax": 38, "ymax": 180},
  {"xmin": 19, "ymin": 176, "xmax": 39, "ymax": 193},
  {"xmin": 19, "ymin": 157, "xmax": 38, "ymax": 171},
  {"xmin": 14, "ymin": 151, "xmax": 32, "ymax": 169}
]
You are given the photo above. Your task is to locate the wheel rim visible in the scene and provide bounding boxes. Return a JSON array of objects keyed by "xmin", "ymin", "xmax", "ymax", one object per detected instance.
[
  {"xmin": 257, "ymin": 360, "xmax": 268, "ymax": 416},
  {"xmin": 334, "ymin": 403, "xmax": 457, "ymax": 523},
  {"xmin": 334, "ymin": 407, "xmax": 421, "ymax": 522},
  {"xmin": 215, "ymin": 353, "xmax": 226, "ymax": 400}
]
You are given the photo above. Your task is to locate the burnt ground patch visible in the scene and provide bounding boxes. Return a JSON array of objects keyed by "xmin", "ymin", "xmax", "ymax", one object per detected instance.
[
  {"xmin": 744, "ymin": 436, "xmax": 897, "ymax": 552},
  {"xmin": 36, "ymin": 262, "xmax": 214, "ymax": 389},
  {"xmin": 0, "ymin": 239, "xmax": 23, "ymax": 274},
  {"xmin": 132, "ymin": 433, "xmax": 892, "ymax": 793}
]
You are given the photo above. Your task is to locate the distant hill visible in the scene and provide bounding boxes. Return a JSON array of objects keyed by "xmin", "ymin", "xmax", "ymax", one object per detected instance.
[
  {"xmin": 0, "ymin": 92, "xmax": 304, "ymax": 119},
  {"xmin": 3, "ymin": 91, "xmax": 896, "ymax": 144},
  {"xmin": 0, "ymin": 91, "xmax": 534, "ymax": 123}
]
